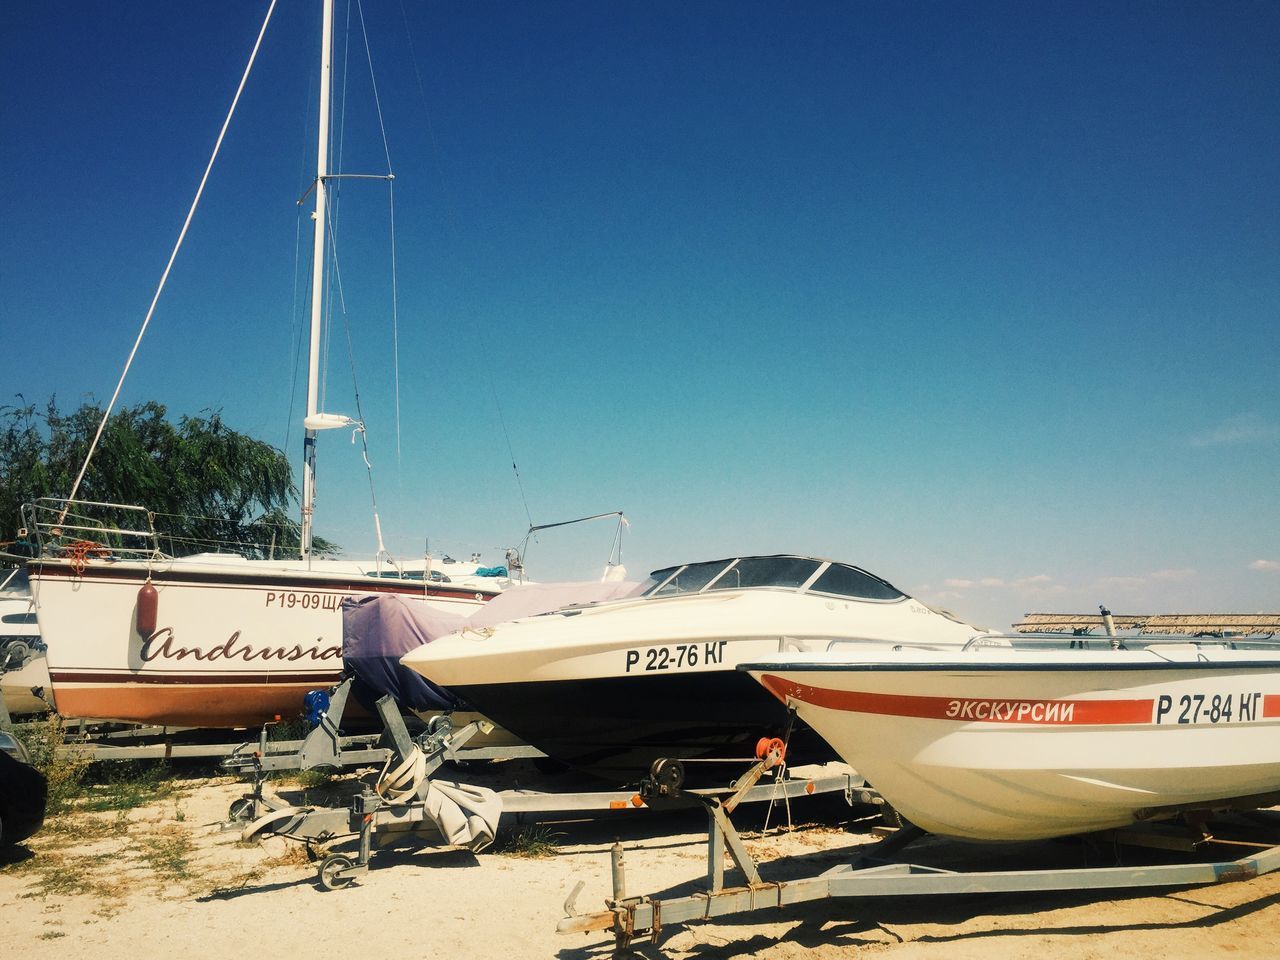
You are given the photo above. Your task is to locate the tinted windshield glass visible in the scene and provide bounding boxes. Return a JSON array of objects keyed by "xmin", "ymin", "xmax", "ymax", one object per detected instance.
[
  {"xmin": 809, "ymin": 563, "xmax": 903, "ymax": 600},
  {"xmin": 645, "ymin": 560, "xmax": 732, "ymax": 597},
  {"xmin": 0, "ymin": 568, "xmax": 30, "ymax": 593},
  {"xmin": 707, "ymin": 557, "xmax": 821, "ymax": 592}
]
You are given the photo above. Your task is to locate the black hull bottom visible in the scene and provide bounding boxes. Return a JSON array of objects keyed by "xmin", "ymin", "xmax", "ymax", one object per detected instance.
[{"xmin": 450, "ymin": 669, "xmax": 834, "ymax": 786}]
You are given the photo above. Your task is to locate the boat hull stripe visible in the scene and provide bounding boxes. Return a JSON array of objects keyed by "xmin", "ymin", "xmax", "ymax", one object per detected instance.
[
  {"xmin": 50, "ymin": 670, "xmax": 338, "ymax": 686},
  {"xmin": 758, "ymin": 675, "xmax": 1156, "ymax": 725}
]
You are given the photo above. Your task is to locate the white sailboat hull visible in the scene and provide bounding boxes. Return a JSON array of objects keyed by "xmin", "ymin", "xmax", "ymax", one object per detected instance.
[
  {"xmin": 746, "ymin": 646, "xmax": 1280, "ymax": 841},
  {"xmin": 30, "ymin": 556, "xmax": 502, "ymax": 726}
]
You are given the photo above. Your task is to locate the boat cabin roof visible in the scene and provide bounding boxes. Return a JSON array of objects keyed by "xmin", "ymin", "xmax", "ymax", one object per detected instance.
[{"xmin": 641, "ymin": 555, "xmax": 904, "ymax": 602}]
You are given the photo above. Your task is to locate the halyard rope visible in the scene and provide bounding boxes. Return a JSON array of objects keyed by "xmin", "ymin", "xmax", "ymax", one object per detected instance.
[{"xmin": 61, "ymin": 1, "xmax": 279, "ymax": 517}]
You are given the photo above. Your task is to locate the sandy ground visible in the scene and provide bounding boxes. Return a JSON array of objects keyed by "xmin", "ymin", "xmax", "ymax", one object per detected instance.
[{"xmin": 4, "ymin": 764, "xmax": 1280, "ymax": 960}]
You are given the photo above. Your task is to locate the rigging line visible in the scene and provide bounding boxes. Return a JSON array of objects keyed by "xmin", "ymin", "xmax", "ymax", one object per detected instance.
[
  {"xmin": 62, "ymin": 0, "xmax": 280, "ymax": 514},
  {"xmin": 396, "ymin": 5, "xmax": 529, "ymax": 521},
  {"xmin": 393, "ymin": 0, "xmax": 463, "ymax": 435},
  {"xmin": 609, "ymin": 515, "xmax": 626, "ymax": 566},
  {"xmin": 487, "ymin": 362, "xmax": 534, "ymax": 531},
  {"xmin": 284, "ymin": 204, "xmax": 306, "ymax": 456},
  {"xmin": 526, "ymin": 511, "xmax": 626, "ymax": 535},
  {"xmin": 355, "ymin": 0, "xmax": 402, "ymax": 467},
  {"xmin": 286, "ymin": 44, "xmax": 319, "ymax": 457},
  {"xmin": 396, "ymin": 0, "xmax": 431, "ymax": 115},
  {"xmin": 322, "ymin": 188, "xmax": 388, "ymax": 557},
  {"xmin": 322, "ymin": 0, "xmax": 356, "ymax": 414},
  {"xmin": 388, "ymin": 177, "xmax": 403, "ymax": 468},
  {"xmin": 355, "ymin": 0, "xmax": 396, "ymax": 176}
]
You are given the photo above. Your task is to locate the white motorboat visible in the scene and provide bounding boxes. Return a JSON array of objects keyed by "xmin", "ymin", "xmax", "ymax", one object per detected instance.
[
  {"xmin": 1, "ymin": 567, "xmax": 49, "ymax": 716},
  {"xmin": 0, "ymin": 568, "xmax": 40, "ymax": 667},
  {"xmin": 24, "ymin": 1, "xmax": 518, "ymax": 727},
  {"xmin": 400, "ymin": 554, "xmax": 985, "ymax": 783},
  {"xmin": 742, "ymin": 640, "xmax": 1280, "ymax": 841}
]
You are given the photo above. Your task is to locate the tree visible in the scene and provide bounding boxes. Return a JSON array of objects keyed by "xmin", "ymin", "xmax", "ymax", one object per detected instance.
[{"xmin": 0, "ymin": 398, "xmax": 338, "ymax": 558}]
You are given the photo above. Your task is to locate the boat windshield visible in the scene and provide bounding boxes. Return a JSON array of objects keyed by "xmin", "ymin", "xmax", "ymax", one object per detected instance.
[
  {"xmin": 642, "ymin": 556, "xmax": 906, "ymax": 602},
  {"xmin": 808, "ymin": 562, "xmax": 904, "ymax": 601},
  {"xmin": 707, "ymin": 557, "xmax": 821, "ymax": 591},
  {"xmin": 645, "ymin": 560, "xmax": 730, "ymax": 597},
  {"xmin": 0, "ymin": 567, "xmax": 30, "ymax": 594}
]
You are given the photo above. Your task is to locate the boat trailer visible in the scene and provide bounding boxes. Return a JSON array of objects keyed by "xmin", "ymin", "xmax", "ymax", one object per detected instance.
[
  {"xmin": 559, "ymin": 763, "xmax": 1280, "ymax": 951},
  {"xmin": 223, "ymin": 680, "xmax": 866, "ymax": 891}
]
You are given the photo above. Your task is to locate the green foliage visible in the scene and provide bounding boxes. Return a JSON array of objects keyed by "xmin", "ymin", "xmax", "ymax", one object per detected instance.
[
  {"xmin": 14, "ymin": 718, "xmax": 191, "ymax": 815},
  {"xmin": 80, "ymin": 761, "xmax": 179, "ymax": 813},
  {"xmin": 0, "ymin": 397, "xmax": 338, "ymax": 556},
  {"xmin": 15, "ymin": 714, "xmax": 92, "ymax": 815}
]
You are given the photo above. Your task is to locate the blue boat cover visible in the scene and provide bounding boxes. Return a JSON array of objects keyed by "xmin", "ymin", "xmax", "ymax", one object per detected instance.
[
  {"xmin": 342, "ymin": 580, "xmax": 642, "ymax": 714},
  {"xmin": 342, "ymin": 594, "xmax": 468, "ymax": 713}
]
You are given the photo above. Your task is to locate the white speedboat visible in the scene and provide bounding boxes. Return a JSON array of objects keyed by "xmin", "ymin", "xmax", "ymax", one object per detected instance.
[
  {"xmin": 742, "ymin": 640, "xmax": 1280, "ymax": 841},
  {"xmin": 24, "ymin": 0, "xmax": 519, "ymax": 728},
  {"xmin": 400, "ymin": 555, "xmax": 985, "ymax": 783}
]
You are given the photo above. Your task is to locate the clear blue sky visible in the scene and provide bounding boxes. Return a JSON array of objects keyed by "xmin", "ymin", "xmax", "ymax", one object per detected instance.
[{"xmin": 2, "ymin": 1, "xmax": 1277, "ymax": 629}]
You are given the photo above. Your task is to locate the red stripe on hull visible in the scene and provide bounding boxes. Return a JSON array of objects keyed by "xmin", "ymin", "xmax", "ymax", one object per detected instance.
[{"xmin": 759, "ymin": 675, "xmax": 1154, "ymax": 725}]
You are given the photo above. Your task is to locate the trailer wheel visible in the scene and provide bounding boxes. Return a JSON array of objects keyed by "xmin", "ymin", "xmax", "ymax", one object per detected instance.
[
  {"xmin": 227, "ymin": 798, "xmax": 255, "ymax": 823},
  {"xmin": 3, "ymin": 640, "xmax": 31, "ymax": 667},
  {"xmin": 318, "ymin": 854, "xmax": 355, "ymax": 891}
]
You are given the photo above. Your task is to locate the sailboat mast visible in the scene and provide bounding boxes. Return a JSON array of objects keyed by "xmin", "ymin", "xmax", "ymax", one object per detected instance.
[{"xmin": 300, "ymin": 0, "xmax": 335, "ymax": 561}]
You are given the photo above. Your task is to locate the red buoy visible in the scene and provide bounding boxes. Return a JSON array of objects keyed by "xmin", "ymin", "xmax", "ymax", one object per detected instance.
[{"xmin": 136, "ymin": 580, "xmax": 159, "ymax": 637}]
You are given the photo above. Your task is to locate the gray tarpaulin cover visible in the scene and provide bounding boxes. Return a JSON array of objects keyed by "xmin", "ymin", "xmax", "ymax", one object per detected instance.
[
  {"xmin": 419, "ymin": 780, "xmax": 502, "ymax": 851},
  {"xmin": 342, "ymin": 580, "xmax": 640, "ymax": 713}
]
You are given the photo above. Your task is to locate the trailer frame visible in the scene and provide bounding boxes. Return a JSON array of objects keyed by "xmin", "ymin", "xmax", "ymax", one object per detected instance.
[
  {"xmin": 222, "ymin": 686, "xmax": 865, "ymax": 890},
  {"xmin": 558, "ymin": 767, "xmax": 1280, "ymax": 951}
]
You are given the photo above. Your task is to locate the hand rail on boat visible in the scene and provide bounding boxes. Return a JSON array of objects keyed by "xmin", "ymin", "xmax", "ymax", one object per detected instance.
[
  {"xmin": 962, "ymin": 631, "xmax": 1280, "ymax": 652},
  {"xmin": 21, "ymin": 497, "xmax": 161, "ymax": 561}
]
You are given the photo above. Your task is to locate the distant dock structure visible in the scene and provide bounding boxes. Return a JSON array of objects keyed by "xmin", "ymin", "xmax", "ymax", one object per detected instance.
[{"xmin": 1015, "ymin": 611, "xmax": 1279, "ymax": 638}]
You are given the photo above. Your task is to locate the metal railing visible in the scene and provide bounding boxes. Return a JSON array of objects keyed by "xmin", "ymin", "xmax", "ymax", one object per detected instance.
[
  {"xmin": 18, "ymin": 498, "xmax": 318, "ymax": 563},
  {"xmin": 20, "ymin": 498, "xmax": 161, "ymax": 561}
]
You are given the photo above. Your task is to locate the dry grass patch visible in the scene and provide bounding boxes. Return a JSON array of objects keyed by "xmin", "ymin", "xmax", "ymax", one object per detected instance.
[
  {"xmin": 494, "ymin": 824, "xmax": 563, "ymax": 859},
  {"xmin": 16, "ymin": 849, "xmax": 131, "ymax": 905},
  {"xmin": 3, "ymin": 739, "xmax": 224, "ymax": 911},
  {"xmin": 132, "ymin": 825, "xmax": 195, "ymax": 884},
  {"xmin": 201, "ymin": 840, "xmax": 315, "ymax": 898},
  {"xmin": 4, "ymin": 726, "xmax": 378, "ymax": 911}
]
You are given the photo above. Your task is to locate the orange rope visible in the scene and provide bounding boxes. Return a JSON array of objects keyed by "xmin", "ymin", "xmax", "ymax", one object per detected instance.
[{"xmin": 63, "ymin": 540, "xmax": 110, "ymax": 575}]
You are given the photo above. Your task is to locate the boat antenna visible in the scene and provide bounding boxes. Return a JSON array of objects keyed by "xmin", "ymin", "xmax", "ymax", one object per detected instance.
[
  {"xmin": 60, "ymin": 0, "xmax": 280, "ymax": 518},
  {"xmin": 516, "ymin": 511, "xmax": 628, "ymax": 575}
]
